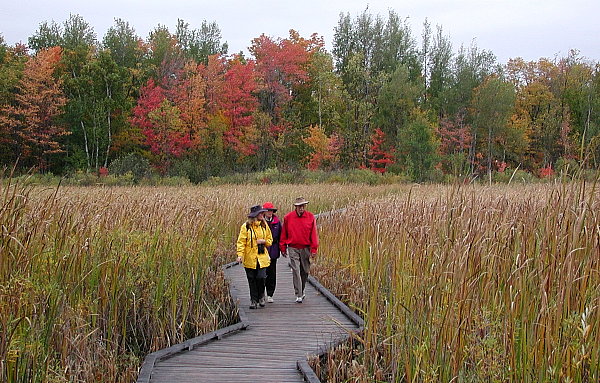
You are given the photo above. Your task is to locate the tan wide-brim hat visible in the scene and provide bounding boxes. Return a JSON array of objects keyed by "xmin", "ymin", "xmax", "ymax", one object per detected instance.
[{"xmin": 293, "ymin": 197, "xmax": 309, "ymax": 206}]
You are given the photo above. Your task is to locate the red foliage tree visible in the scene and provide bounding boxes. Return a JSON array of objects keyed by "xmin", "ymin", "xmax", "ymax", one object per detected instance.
[
  {"xmin": 539, "ymin": 164, "xmax": 555, "ymax": 178},
  {"xmin": 131, "ymin": 78, "xmax": 166, "ymax": 131},
  {"xmin": 201, "ymin": 55, "xmax": 226, "ymax": 115},
  {"xmin": 130, "ymin": 78, "xmax": 194, "ymax": 172},
  {"xmin": 250, "ymin": 31, "xmax": 322, "ymax": 135},
  {"xmin": 436, "ymin": 114, "xmax": 472, "ymax": 155},
  {"xmin": 367, "ymin": 128, "xmax": 395, "ymax": 173},
  {"xmin": 220, "ymin": 57, "xmax": 259, "ymax": 156}
]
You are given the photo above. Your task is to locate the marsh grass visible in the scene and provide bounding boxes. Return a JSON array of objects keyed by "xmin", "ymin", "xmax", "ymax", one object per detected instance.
[
  {"xmin": 0, "ymin": 180, "xmax": 400, "ymax": 382},
  {"xmin": 314, "ymin": 181, "xmax": 600, "ymax": 382}
]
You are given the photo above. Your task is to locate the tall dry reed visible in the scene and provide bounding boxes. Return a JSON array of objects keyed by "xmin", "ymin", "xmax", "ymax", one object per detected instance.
[
  {"xmin": 0, "ymin": 180, "xmax": 399, "ymax": 382},
  {"xmin": 314, "ymin": 182, "xmax": 600, "ymax": 382}
]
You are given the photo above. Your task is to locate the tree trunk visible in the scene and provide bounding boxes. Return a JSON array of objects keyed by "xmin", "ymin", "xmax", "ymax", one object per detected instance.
[
  {"xmin": 488, "ymin": 125, "xmax": 492, "ymax": 185},
  {"xmin": 81, "ymin": 120, "xmax": 91, "ymax": 171},
  {"xmin": 104, "ymin": 82, "xmax": 112, "ymax": 168}
]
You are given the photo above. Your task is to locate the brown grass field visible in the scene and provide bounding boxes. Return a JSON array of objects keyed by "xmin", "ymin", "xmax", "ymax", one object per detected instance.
[
  {"xmin": 1, "ymin": 180, "xmax": 598, "ymax": 382},
  {"xmin": 313, "ymin": 182, "xmax": 599, "ymax": 382}
]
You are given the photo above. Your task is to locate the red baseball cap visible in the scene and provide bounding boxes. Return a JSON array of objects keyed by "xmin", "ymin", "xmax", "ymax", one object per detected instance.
[{"xmin": 262, "ymin": 202, "xmax": 277, "ymax": 212}]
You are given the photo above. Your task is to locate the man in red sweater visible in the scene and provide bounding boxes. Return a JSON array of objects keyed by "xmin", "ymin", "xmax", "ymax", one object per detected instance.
[{"xmin": 280, "ymin": 197, "xmax": 319, "ymax": 303}]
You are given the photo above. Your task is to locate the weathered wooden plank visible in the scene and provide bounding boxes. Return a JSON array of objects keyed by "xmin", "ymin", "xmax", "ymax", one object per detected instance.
[
  {"xmin": 142, "ymin": 259, "xmax": 362, "ymax": 383},
  {"xmin": 298, "ymin": 360, "xmax": 321, "ymax": 383}
]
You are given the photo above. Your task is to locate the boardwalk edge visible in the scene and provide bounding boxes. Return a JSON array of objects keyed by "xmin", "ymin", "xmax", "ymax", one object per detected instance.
[
  {"xmin": 136, "ymin": 260, "xmax": 249, "ymax": 383},
  {"xmin": 293, "ymin": 275, "xmax": 365, "ymax": 382}
]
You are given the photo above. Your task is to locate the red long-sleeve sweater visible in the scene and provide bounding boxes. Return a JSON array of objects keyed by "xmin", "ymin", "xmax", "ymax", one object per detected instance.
[{"xmin": 280, "ymin": 210, "xmax": 319, "ymax": 254}]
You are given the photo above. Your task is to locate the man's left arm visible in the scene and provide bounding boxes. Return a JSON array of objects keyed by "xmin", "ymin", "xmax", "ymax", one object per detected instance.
[{"xmin": 309, "ymin": 216, "xmax": 319, "ymax": 257}]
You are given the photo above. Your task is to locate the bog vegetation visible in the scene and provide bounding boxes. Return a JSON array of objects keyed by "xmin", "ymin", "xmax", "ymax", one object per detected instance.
[
  {"xmin": 313, "ymin": 181, "xmax": 600, "ymax": 382},
  {"xmin": 2, "ymin": 176, "xmax": 599, "ymax": 382},
  {"xmin": 0, "ymin": 178, "xmax": 400, "ymax": 382}
]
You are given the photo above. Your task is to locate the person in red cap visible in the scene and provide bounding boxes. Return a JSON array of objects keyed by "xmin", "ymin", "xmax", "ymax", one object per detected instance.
[
  {"xmin": 280, "ymin": 197, "xmax": 319, "ymax": 303},
  {"xmin": 262, "ymin": 202, "xmax": 283, "ymax": 303}
]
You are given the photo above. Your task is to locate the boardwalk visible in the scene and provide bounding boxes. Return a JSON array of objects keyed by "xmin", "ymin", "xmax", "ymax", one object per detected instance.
[{"xmin": 139, "ymin": 260, "xmax": 363, "ymax": 382}]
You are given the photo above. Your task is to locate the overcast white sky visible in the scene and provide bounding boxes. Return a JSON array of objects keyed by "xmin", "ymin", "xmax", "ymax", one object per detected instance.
[{"xmin": 1, "ymin": 0, "xmax": 598, "ymax": 64}]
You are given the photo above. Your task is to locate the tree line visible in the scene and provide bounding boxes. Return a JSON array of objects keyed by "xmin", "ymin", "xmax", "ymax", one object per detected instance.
[{"xmin": 1, "ymin": 10, "xmax": 599, "ymax": 182}]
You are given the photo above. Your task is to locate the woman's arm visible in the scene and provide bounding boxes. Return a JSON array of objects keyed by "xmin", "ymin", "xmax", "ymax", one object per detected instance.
[{"xmin": 236, "ymin": 224, "xmax": 247, "ymax": 262}]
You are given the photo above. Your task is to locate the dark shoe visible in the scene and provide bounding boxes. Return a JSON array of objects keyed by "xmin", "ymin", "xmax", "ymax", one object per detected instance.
[
  {"xmin": 249, "ymin": 301, "xmax": 258, "ymax": 309},
  {"xmin": 258, "ymin": 297, "xmax": 266, "ymax": 307}
]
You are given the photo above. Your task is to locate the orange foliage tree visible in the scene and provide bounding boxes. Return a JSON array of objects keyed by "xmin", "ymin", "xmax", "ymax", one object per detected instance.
[
  {"xmin": 303, "ymin": 125, "xmax": 342, "ymax": 170},
  {"xmin": 0, "ymin": 46, "xmax": 67, "ymax": 169}
]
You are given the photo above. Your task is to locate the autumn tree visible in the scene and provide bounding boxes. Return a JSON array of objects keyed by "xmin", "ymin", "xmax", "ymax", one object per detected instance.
[
  {"xmin": 436, "ymin": 113, "xmax": 472, "ymax": 176},
  {"xmin": 0, "ymin": 47, "xmax": 68, "ymax": 169},
  {"xmin": 506, "ymin": 58, "xmax": 563, "ymax": 169},
  {"xmin": 131, "ymin": 61, "xmax": 208, "ymax": 175},
  {"xmin": 174, "ymin": 61, "xmax": 207, "ymax": 146},
  {"xmin": 220, "ymin": 57, "xmax": 259, "ymax": 158},
  {"xmin": 303, "ymin": 125, "xmax": 342, "ymax": 170},
  {"xmin": 367, "ymin": 128, "xmax": 394, "ymax": 173},
  {"xmin": 250, "ymin": 31, "xmax": 316, "ymax": 129},
  {"xmin": 131, "ymin": 77, "xmax": 189, "ymax": 173},
  {"xmin": 0, "ymin": 40, "xmax": 29, "ymax": 166},
  {"xmin": 250, "ymin": 31, "xmax": 322, "ymax": 168}
]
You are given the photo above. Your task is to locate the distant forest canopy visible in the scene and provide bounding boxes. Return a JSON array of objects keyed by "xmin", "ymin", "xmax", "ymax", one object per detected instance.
[{"xmin": 1, "ymin": 10, "xmax": 599, "ymax": 182}]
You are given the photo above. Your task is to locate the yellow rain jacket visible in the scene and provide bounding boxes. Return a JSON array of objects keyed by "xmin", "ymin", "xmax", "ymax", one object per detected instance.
[{"xmin": 236, "ymin": 220, "xmax": 273, "ymax": 269}]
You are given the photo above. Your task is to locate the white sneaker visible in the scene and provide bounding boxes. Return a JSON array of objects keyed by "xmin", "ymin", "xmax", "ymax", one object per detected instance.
[
  {"xmin": 267, "ymin": 296, "xmax": 274, "ymax": 303},
  {"xmin": 295, "ymin": 296, "xmax": 303, "ymax": 303}
]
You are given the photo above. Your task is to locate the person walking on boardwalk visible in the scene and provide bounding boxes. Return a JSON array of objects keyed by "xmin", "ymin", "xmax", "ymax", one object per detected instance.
[
  {"xmin": 262, "ymin": 202, "xmax": 282, "ymax": 303},
  {"xmin": 237, "ymin": 205, "xmax": 273, "ymax": 309},
  {"xmin": 280, "ymin": 197, "xmax": 319, "ymax": 303}
]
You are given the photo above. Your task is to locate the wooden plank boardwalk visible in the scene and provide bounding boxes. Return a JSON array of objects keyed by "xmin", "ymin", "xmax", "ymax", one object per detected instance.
[{"xmin": 138, "ymin": 259, "xmax": 363, "ymax": 382}]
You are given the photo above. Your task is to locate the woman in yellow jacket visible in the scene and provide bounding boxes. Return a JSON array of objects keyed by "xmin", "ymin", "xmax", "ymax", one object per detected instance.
[{"xmin": 237, "ymin": 205, "xmax": 273, "ymax": 309}]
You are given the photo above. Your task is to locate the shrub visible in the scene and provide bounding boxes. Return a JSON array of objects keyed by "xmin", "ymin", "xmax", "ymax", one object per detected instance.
[
  {"xmin": 138, "ymin": 175, "xmax": 191, "ymax": 186},
  {"xmin": 109, "ymin": 153, "xmax": 152, "ymax": 181},
  {"xmin": 539, "ymin": 165, "xmax": 555, "ymax": 178},
  {"xmin": 555, "ymin": 157, "xmax": 580, "ymax": 177},
  {"xmin": 492, "ymin": 169, "xmax": 537, "ymax": 184}
]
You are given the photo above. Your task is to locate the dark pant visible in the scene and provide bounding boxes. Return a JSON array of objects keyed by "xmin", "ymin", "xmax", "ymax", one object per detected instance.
[
  {"xmin": 245, "ymin": 264, "xmax": 267, "ymax": 303},
  {"xmin": 265, "ymin": 258, "xmax": 277, "ymax": 297}
]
